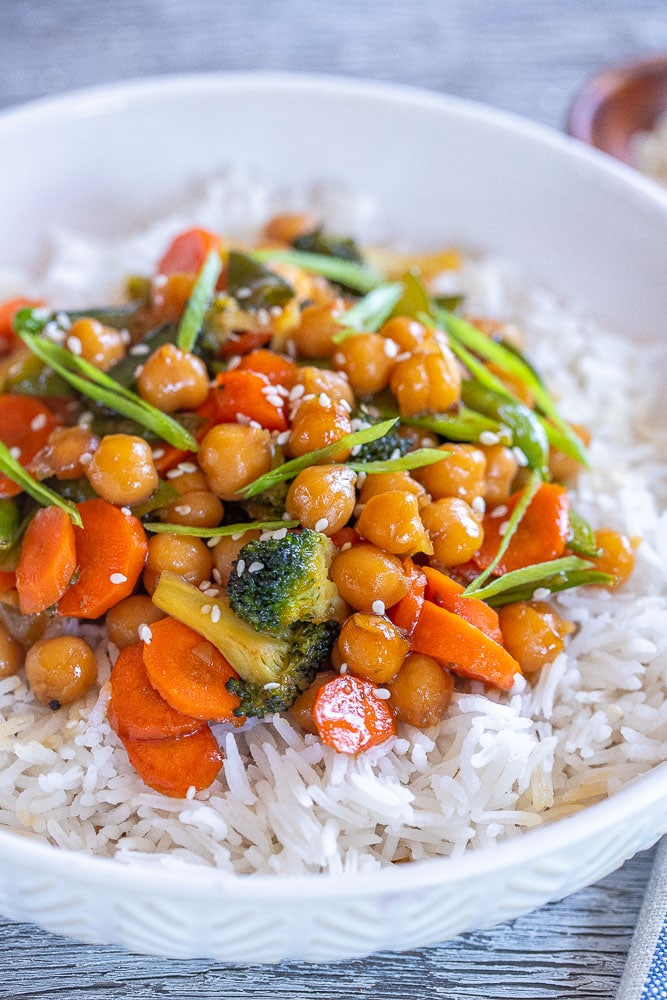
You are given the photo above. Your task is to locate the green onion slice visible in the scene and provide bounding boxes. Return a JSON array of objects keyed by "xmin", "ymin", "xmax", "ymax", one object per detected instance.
[
  {"xmin": 347, "ymin": 447, "xmax": 446, "ymax": 474},
  {"xmin": 464, "ymin": 555, "xmax": 594, "ymax": 602},
  {"xmin": 240, "ymin": 418, "xmax": 398, "ymax": 497},
  {"xmin": 176, "ymin": 249, "xmax": 223, "ymax": 352},
  {"xmin": 332, "ymin": 282, "xmax": 404, "ymax": 343},
  {"xmin": 252, "ymin": 249, "xmax": 383, "ymax": 294},
  {"xmin": 0, "ymin": 440, "xmax": 82, "ymax": 527},
  {"xmin": 143, "ymin": 519, "xmax": 299, "ymax": 537}
]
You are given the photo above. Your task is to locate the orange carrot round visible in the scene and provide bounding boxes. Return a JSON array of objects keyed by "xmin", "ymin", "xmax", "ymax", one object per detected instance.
[
  {"xmin": 411, "ymin": 600, "xmax": 520, "ymax": 691},
  {"xmin": 15, "ymin": 506, "xmax": 77, "ymax": 615},
  {"xmin": 313, "ymin": 674, "xmax": 397, "ymax": 754},
  {"xmin": 157, "ymin": 227, "xmax": 221, "ymax": 275},
  {"xmin": 213, "ymin": 370, "xmax": 288, "ymax": 431},
  {"xmin": 0, "ymin": 395, "xmax": 59, "ymax": 498},
  {"xmin": 142, "ymin": 616, "xmax": 243, "ymax": 723},
  {"xmin": 108, "ymin": 643, "xmax": 203, "ymax": 741},
  {"xmin": 475, "ymin": 483, "xmax": 570, "ymax": 575},
  {"xmin": 119, "ymin": 726, "xmax": 224, "ymax": 798},
  {"xmin": 56, "ymin": 499, "xmax": 148, "ymax": 619},
  {"xmin": 237, "ymin": 349, "xmax": 298, "ymax": 388}
]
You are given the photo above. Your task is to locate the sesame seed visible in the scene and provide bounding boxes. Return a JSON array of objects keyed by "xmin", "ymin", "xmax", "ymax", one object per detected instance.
[
  {"xmin": 472, "ymin": 496, "xmax": 486, "ymax": 515},
  {"xmin": 270, "ymin": 305, "xmax": 283, "ymax": 317},
  {"xmin": 210, "ymin": 605, "xmax": 221, "ymax": 623},
  {"xmin": 236, "ymin": 559, "xmax": 246, "ymax": 576},
  {"xmin": 30, "ymin": 413, "xmax": 47, "ymax": 432},
  {"xmin": 314, "ymin": 518, "xmax": 329, "ymax": 533},
  {"xmin": 479, "ymin": 431, "xmax": 500, "ymax": 446},
  {"xmin": 282, "ymin": 511, "xmax": 293, "ymax": 520},
  {"xmin": 79, "ymin": 452, "xmax": 92, "ymax": 466},
  {"xmin": 207, "ymin": 536, "xmax": 219, "ymax": 548},
  {"xmin": 152, "ymin": 448, "xmax": 165, "ymax": 460},
  {"xmin": 389, "ymin": 448, "xmax": 401, "ymax": 461},
  {"xmin": 273, "ymin": 527, "xmax": 288, "ymax": 540},
  {"xmin": 204, "ymin": 588, "xmax": 220, "ymax": 597},
  {"xmin": 532, "ymin": 587, "xmax": 551, "ymax": 600},
  {"xmin": 395, "ymin": 351, "xmax": 411, "ymax": 362},
  {"xmin": 66, "ymin": 335, "xmax": 83, "ymax": 356},
  {"xmin": 212, "ymin": 568, "xmax": 222, "ymax": 584},
  {"xmin": 513, "ymin": 446, "xmax": 529, "ymax": 467},
  {"xmin": 490, "ymin": 504, "xmax": 509, "ymax": 519},
  {"xmin": 226, "ymin": 355, "xmax": 241, "ymax": 370},
  {"xmin": 199, "ymin": 581, "xmax": 212, "ymax": 590},
  {"xmin": 9, "ymin": 446, "xmax": 21, "ymax": 460},
  {"xmin": 341, "ymin": 542, "xmax": 352, "ymax": 552},
  {"xmin": 248, "ymin": 561, "xmax": 264, "ymax": 573},
  {"xmin": 138, "ymin": 624, "xmax": 153, "ymax": 644},
  {"xmin": 55, "ymin": 311, "xmax": 71, "ymax": 330},
  {"xmin": 276, "ymin": 431, "xmax": 290, "ymax": 446},
  {"xmin": 374, "ymin": 688, "xmax": 391, "ymax": 700},
  {"xmin": 318, "ymin": 392, "xmax": 332, "ymax": 407},
  {"xmin": 263, "ymin": 682, "xmax": 281, "ymax": 691},
  {"xmin": 256, "ymin": 308, "xmax": 270, "ymax": 327},
  {"xmin": 289, "ymin": 384, "xmax": 305, "ymax": 402},
  {"xmin": 231, "ymin": 531, "xmax": 245, "ymax": 541},
  {"xmin": 178, "ymin": 462, "xmax": 197, "ymax": 474},
  {"xmin": 249, "ymin": 419, "xmax": 262, "ymax": 430},
  {"xmin": 174, "ymin": 505, "xmax": 192, "ymax": 516},
  {"xmin": 339, "ymin": 398, "xmax": 352, "ymax": 413},
  {"xmin": 153, "ymin": 273, "xmax": 168, "ymax": 288},
  {"xmin": 383, "ymin": 338, "xmax": 400, "ymax": 358},
  {"xmin": 498, "ymin": 520, "xmax": 510, "ymax": 536},
  {"xmin": 235, "ymin": 286, "xmax": 252, "ymax": 299},
  {"xmin": 120, "ymin": 329, "xmax": 131, "ymax": 345},
  {"xmin": 339, "ymin": 662, "xmax": 349, "ymax": 674},
  {"xmin": 166, "ymin": 468, "xmax": 184, "ymax": 480},
  {"xmin": 78, "ymin": 411, "xmax": 93, "ymax": 426},
  {"xmin": 372, "ymin": 599, "xmax": 386, "ymax": 615},
  {"xmin": 129, "ymin": 343, "xmax": 150, "ymax": 356},
  {"xmin": 121, "ymin": 507, "xmax": 132, "ymax": 516},
  {"xmin": 186, "ymin": 785, "xmax": 196, "ymax": 800},
  {"xmin": 333, "ymin": 352, "xmax": 345, "ymax": 367},
  {"xmin": 200, "ymin": 604, "xmax": 212, "ymax": 615},
  {"xmin": 109, "ymin": 573, "xmax": 127, "ymax": 585}
]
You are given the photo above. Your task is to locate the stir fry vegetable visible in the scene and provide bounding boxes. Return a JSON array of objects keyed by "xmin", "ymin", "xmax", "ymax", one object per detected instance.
[{"xmin": 0, "ymin": 213, "xmax": 634, "ymax": 798}]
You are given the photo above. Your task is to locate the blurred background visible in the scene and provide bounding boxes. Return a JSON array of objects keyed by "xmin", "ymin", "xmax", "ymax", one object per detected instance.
[{"xmin": 1, "ymin": 0, "xmax": 666, "ymax": 129}]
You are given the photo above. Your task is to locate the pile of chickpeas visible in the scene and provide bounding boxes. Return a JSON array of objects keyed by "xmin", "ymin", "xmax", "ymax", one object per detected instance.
[{"xmin": 0, "ymin": 211, "xmax": 636, "ymax": 736}]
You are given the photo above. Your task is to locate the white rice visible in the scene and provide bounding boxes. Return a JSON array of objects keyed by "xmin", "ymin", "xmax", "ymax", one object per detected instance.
[{"xmin": 0, "ymin": 174, "xmax": 665, "ymax": 875}]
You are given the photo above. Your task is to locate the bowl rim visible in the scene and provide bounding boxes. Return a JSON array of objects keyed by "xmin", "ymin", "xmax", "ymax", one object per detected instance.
[{"xmin": 0, "ymin": 70, "xmax": 666, "ymax": 900}]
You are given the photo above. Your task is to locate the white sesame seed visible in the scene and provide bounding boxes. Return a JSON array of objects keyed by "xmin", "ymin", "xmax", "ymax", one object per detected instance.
[
  {"xmin": 257, "ymin": 308, "xmax": 270, "ymax": 327},
  {"xmin": 204, "ymin": 588, "xmax": 220, "ymax": 597},
  {"xmin": 339, "ymin": 398, "xmax": 352, "ymax": 413},
  {"xmin": 249, "ymin": 419, "xmax": 262, "ymax": 430},
  {"xmin": 276, "ymin": 431, "xmax": 290, "ymax": 446},
  {"xmin": 66, "ymin": 335, "xmax": 83, "ymax": 356},
  {"xmin": 226, "ymin": 354, "xmax": 241, "ymax": 370},
  {"xmin": 372, "ymin": 599, "xmax": 386, "ymax": 615},
  {"xmin": 166, "ymin": 468, "xmax": 184, "ymax": 479},
  {"xmin": 318, "ymin": 392, "xmax": 332, "ymax": 407},
  {"xmin": 200, "ymin": 604, "xmax": 212, "ymax": 615},
  {"xmin": 341, "ymin": 542, "xmax": 352, "ymax": 552},
  {"xmin": 339, "ymin": 662, "xmax": 349, "ymax": 675},
  {"xmin": 374, "ymin": 688, "xmax": 391, "ymax": 700},
  {"xmin": 389, "ymin": 447, "xmax": 401, "ymax": 461},
  {"xmin": 263, "ymin": 682, "xmax": 281, "ymax": 691},
  {"xmin": 333, "ymin": 352, "xmax": 346, "ymax": 367},
  {"xmin": 472, "ymin": 496, "xmax": 486, "ymax": 515},
  {"xmin": 282, "ymin": 511, "xmax": 293, "ymax": 520},
  {"xmin": 314, "ymin": 518, "xmax": 329, "ymax": 533},
  {"xmin": 30, "ymin": 413, "xmax": 48, "ymax": 432},
  {"xmin": 513, "ymin": 446, "xmax": 529, "ymax": 467},
  {"xmin": 236, "ymin": 559, "xmax": 246, "ymax": 576},
  {"xmin": 129, "ymin": 343, "xmax": 150, "ymax": 356},
  {"xmin": 479, "ymin": 431, "xmax": 500, "ymax": 446},
  {"xmin": 152, "ymin": 448, "xmax": 165, "ymax": 460},
  {"xmin": 395, "ymin": 351, "xmax": 411, "ymax": 362},
  {"xmin": 186, "ymin": 785, "xmax": 196, "ymax": 800},
  {"xmin": 174, "ymin": 505, "xmax": 192, "ymax": 516},
  {"xmin": 78, "ymin": 411, "xmax": 93, "ymax": 426},
  {"xmin": 248, "ymin": 561, "xmax": 265, "ymax": 573},
  {"xmin": 498, "ymin": 520, "xmax": 510, "ymax": 536},
  {"xmin": 79, "ymin": 451, "xmax": 92, "ymax": 466},
  {"xmin": 120, "ymin": 328, "xmax": 131, "ymax": 345},
  {"xmin": 121, "ymin": 507, "xmax": 132, "ymax": 515},
  {"xmin": 154, "ymin": 273, "xmax": 168, "ymax": 289},
  {"xmin": 109, "ymin": 573, "xmax": 127, "ymax": 585},
  {"xmin": 231, "ymin": 531, "xmax": 245, "ymax": 541},
  {"xmin": 269, "ymin": 305, "xmax": 283, "ymax": 317},
  {"xmin": 8, "ymin": 446, "xmax": 21, "ymax": 460},
  {"xmin": 532, "ymin": 587, "xmax": 551, "ymax": 600},
  {"xmin": 289, "ymin": 384, "xmax": 305, "ymax": 402},
  {"xmin": 490, "ymin": 504, "xmax": 509, "ymax": 518},
  {"xmin": 55, "ymin": 311, "xmax": 71, "ymax": 330},
  {"xmin": 178, "ymin": 462, "xmax": 197, "ymax": 474},
  {"xmin": 211, "ymin": 568, "xmax": 222, "ymax": 584},
  {"xmin": 138, "ymin": 624, "xmax": 153, "ymax": 644},
  {"xmin": 235, "ymin": 286, "xmax": 252, "ymax": 299},
  {"xmin": 273, "ymin": 527, "xmax": 288, "ymax": 540},
  {"xmin": 199, "ymin": 580, "xmax": 212, "ymax": 591},
  {"xmin": 207, "ymin": 536, "xmax": 219, "ymax": 548},
  {"xmin": 383, "ymin": 338, "xmax": 400, "ymax": 358},
  {"xmin": 210, "ymin": 605, "xmax": 221, "ymax": 623}
]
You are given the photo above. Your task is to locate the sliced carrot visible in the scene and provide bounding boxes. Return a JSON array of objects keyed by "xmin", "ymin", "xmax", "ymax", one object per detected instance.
[
  {"xmin": 57, "ymin": 499, "xmax": 148, "ymax": 619},
  {"xmin": 0, "ymin": 570, "xmax": 16, "ymax": 592},
  {"xmin": 15, "ymin": 506, "xmax": 77, "ymax": 615},
  {"xmin": 0, "ymin": 395, "xmax": 59, "ymax": 498},
  {"xmin": 0, "ymin": 297, "xmax": 41, "ymax": 354},
  {"xmin": 329, "ymin": 526, "xmax": 362, "ymax": 550},
  {"xmin": 388, "ymin": 558, "xmax": 426, "ymax": 636},
  {"xmin": 237, "ymin": 349, "xmax": 298, "ymax": 388},
  {"xmin": 411, "ymin": 600, "xmax": 520, "ymax": 691},
  {"xmin": 313, "ymin": 674, "xmax": 397, "ymax": 754},
  {"xmin": 157, "ymin": 227, "xmax": 222, "ymax": 275},
  {"xmin": 213, "ymin": 369, "xmax": 287, "ymax": 431},
  {"xmin": 119, "ymin": 726, "xmax": 224, "ymax": 798},
  {"xmin": 218, "ymin": 330, "xmax": 272, "ymax": 359},
  {"xmin": 474, "ymin": 483, "xmax": 570, "ymax": 575},
  {"xmin": 421, "ymin": 565, "xmax": 503, "ymax": 645},
  {"xmin": 142, "ymin": 616, "xmax": 243, "ymax": 723},
  {"xmin": 108, "ymin": 642, "xmax": 202, "ymax": 741}
]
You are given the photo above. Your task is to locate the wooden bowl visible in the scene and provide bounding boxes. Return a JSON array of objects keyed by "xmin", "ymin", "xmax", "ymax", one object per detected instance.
[{"xmin": 567, "ymin": 54, "xmax": 667, "ymax": 164}]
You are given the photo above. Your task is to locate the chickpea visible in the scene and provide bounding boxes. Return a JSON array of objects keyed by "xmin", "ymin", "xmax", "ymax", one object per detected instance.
[
  {"xmin": 30, "ymin": 425, "xmax": 100, "ymax": 481},
  {"xmin": 414, "ymin": 444, "xmax": 486, "ymax": 503},
  {"xmin": 160, "ymin": 489, "xmax": 224, "ymax": 529},
  {"xmin": 262, "ymin": 211, "xmax": 317, "ymax": 245},
  {"xmin": 389, "ymin": 347, "xmax": 461, "ymax": 417},
  {"xmin": 143, "ymin": 533, "xmax": 213, "ymax": 594},
  {"xmin": 105, "ymin": 595, "xmax": 167, "ymax": 650},
  {"xmin": 67, "ymin": 318, "xmax": 126, "ymax": 371},
  {"xmin": 333, "ymin": 613, "xmax": 410, "ymax": 683},
  {"xmin": 478, "ymin": 443, "xmax": 518, "ymax": 506},
  {"xmin": 333, "ymin": 332, "xmax": 396, "ymax": 396},
  {"xmin": 548, "ymin": 424, "xmax": 592, "ymax": 483},
  {"xmin": 293, "ymin": 367, "xmax": 354, "ymax": 410},
  {"xmin": 0, "ymin": 621, "xmax": 22, "ymax": 679},
  {"xmin": 24, "ymin": 635, "xmax": 97, "ymax": 708},
  {"xmin": 199, "ymin": 424, "xmax": 272, "ymax": 500},
  {"xmin": 387, "ymin": 653, "xmax": 454, "ymax": 728},
  {"xmin": 211, "ymin": 531, "xmax": 261, "ymax": 587},
  {"xmin": 356, "ymin": 491, "xmax": 431, "ymax": 556},
  {"xmin": 289, "ymin": 670, "xmax": 338, "ymax": 734},
  {"xmin": 358, "ymin": 470, "xmax": 428, "ymax": 506},
  {"xmin": 498, "ymin": 601, "xmax": 575, "ymax": 674},
  {"xmin": 167, "ymin": 466, "xmax": 210, "ymax": 494},
  {"xmin": 330, "ymin": 544, "xmax": 409, "ymax": 612},
  {"xmin": 421, "ymin": 497, "xmax": 485, "ymax": 566},
  {"xmin": 149, "ymin": 273, "xmax": 197, "ymax": 325},
  {"xmin": 285, "ymin": 464, "xmax": 357, "ymax": 535},
  {"xmin": 286, "ymin": 397, "xmax": 353, "ymax": 460},
  {"xmin": 590, "ymin": 529, "xmax": 635, "ymax": 588},
  {"xmin": 137, "ymin": 344, "xmax": 209, "ymax": 413},
  {"xmin": 86, "ymin": 433, "xmax": 158, "ymax": 506},
  {"xmin": 290, "ymin": 299, "xmax": 345, "ymax": 358},
  {"xmin": 379, "ymin": 316, "xmax": 429, "ymax": 352}
]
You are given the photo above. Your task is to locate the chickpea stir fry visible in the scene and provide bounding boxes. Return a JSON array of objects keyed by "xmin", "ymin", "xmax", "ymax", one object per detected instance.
[{"xmin": 0, "ymin": 215, "xmax": 635, "ymax": 796}]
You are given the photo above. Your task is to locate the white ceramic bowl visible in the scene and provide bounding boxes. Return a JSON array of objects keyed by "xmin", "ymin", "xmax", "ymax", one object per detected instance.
[{"xmin": 0, "ymin": 73, "xmax": 666, "ymax": 962}]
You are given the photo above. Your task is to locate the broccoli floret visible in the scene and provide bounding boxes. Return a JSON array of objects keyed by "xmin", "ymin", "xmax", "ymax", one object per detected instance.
[
  {"xmin": 239, "ymin": 479, "xmax": 289, "ymax": 521},
  {"xmin": 152, "ymin": 572, "xmax": 340, "ymax": 719},
  {"xmin": 226, "ymin": 529, "xmax": 340, "ymax": 636},
  {"xmin": 226, "ymin": 619, "xmax": 340, "ymax": 717},
  {"xmin": 353, "ymin": 420, "xmax": 411, "ymax": 464},
  {"xmin": 292, "ymin": 227, "xmax": 363, "ymax": 263}
]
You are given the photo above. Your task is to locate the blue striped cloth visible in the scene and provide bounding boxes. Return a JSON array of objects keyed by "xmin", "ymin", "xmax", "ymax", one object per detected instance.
[{"xmin": 617, "ymin": 838, "xmax": 667, "ymax": 1000}]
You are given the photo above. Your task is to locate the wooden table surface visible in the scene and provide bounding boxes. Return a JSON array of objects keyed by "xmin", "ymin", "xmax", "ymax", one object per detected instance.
[{"xmin": 1, "ymin": 1, "xmax": 665, "ymax": 996}]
